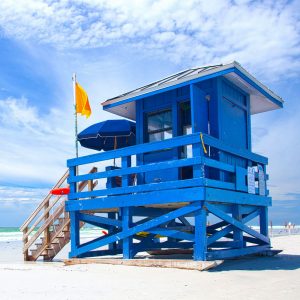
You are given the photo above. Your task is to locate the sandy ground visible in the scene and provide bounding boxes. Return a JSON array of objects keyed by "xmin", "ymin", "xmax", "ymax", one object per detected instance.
[{"xmin": 0, "ymin": 235, "xmax": 299, "ymax": 300}]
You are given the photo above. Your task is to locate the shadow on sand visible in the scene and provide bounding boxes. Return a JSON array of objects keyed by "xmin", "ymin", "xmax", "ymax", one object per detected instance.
[{"xmin": 210, "ymin": 254, "xmax": 300, "ymax": 272}]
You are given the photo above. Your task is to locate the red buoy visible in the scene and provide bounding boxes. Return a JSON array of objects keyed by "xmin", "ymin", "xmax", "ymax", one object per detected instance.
[{"xmin": 50, "ymin": 187, "xmax": 70, "ymax": 195}]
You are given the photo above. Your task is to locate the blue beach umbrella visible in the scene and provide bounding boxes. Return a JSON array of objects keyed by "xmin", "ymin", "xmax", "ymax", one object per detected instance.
[{"xmin": 77, "ymin": 119, "xmax": 136, "ymax": 151}]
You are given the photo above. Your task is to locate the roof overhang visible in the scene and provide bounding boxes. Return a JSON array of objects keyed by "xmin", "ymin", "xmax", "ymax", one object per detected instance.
[{"xmin": 101, "ymin": 61, "xmax": 283, "ymax": 120}]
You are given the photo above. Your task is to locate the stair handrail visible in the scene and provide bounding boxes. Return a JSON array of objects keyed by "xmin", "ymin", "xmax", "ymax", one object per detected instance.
[
  {"xmin": 23, "ymin": 202, "xmax": 65, "ymax": 252},
  {"xmin": 22, "ymin": 175, "xmax": 97, "ymax": 242},
  {"xmin": 22, "ymin": 194, "xmax": 65, "ymax": 242},
  {"xmin": 31, "ymin": 178, "xmax": 99, "ymax": 261},
  {"xmin": 22, "ymin": 167, "xmax": 98, "ymax": 255},
  {"xmin": 20, "ymin": 169, "xmax": 69, "ymax": 232}
]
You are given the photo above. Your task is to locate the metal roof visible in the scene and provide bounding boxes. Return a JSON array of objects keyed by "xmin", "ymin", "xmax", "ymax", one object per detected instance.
[{"xmin": 101, "ymin": 61, "xmax": 284, "ymax": 120}]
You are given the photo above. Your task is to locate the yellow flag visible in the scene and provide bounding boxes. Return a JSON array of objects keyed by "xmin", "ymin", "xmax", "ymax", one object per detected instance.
[{"xmin": 75, "ymin": 82, "xmax": 91, "ymax": 118}]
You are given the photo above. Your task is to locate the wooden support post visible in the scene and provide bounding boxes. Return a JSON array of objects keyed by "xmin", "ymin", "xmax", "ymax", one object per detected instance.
[
  {"xmin": 70, "ymin": 211, "xmax": 80, "ymax": 257},
  {"xmin": 194, "ymin": 202, "xmax": 207, "ymax": 261},
  {"xmin": 114, "ymin": 209, "xmax": 122, "ymax": 250},
  {"xmin": 105, "ymin": 169, "xmax": 118, "ymax": 250},
  {"xmin": 121, "ymin": 155, "xmax": 133, "ymax": 259},
  {"xmin": 232, "ymin": 204, "xmax": 243, "ymax": 248},
  {"xmin": 108, "ymin": 212, "xmax": 117, "ymax": 250},
  {"xmin": 69, "ymin": 166, "xmax": 80, "ymax": 258},
  {"xmin": 260, "ymin": 206, "xmax": 268, "ymax": 238},
  {"xmin": 135, "ymin": 100, "xmax": 144, "ymax": 185},
  {"xmin": 190, "ymin": 83, "xmax": 205, "ymax": 179},
  {"xmin": 167, "ymin": 219, "xmax": 177, "ymax": 243},
  {"xmin": 122, "ymin": 206, "xmax": 132, "ymax": 259}
]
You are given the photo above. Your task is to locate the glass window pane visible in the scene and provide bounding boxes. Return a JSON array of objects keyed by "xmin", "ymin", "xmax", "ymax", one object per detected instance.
[
  {"xmin": 163, "ymin": 130, "xmax": 173, "ymax": 140},
  {"xmin": 148, "ymin": 114, "xmax": 163, "ymax": 132},
  {"xmin": 183, "ymin": 125, "xmax": 192, "ymax": 135},
  {"xmin": 163, "ymin": 111, "xmax": 172, "ymax": 129},
  {"xmin": 149, "ymin": 132, "xmax": 163, "ymax": 142},
  {"xmin": 147, "ymin": 109, "xmax": 173, "ymax": 142}
]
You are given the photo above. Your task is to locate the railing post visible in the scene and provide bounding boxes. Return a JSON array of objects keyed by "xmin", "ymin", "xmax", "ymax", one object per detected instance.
[
  {"xmin": 44, "ymin": 199, "xmax": 50, "ymax": 247},
  {"xmin": 121, "ymin": 155, "xmax": 133, "ymax": 259},
  {"xmin": 88, "ymin": 178, "xmax": 93, "ymax": 193},
  {"xmin": 69, "ymin": 165, "xmax": 80, "ymax": 257},
  {"xmin": 23, "ymin": 227, "xmax": 29, "ymax": 260}
]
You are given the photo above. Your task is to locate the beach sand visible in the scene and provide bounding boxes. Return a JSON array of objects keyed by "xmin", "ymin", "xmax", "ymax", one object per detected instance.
[{"xmin": 0, "ymin": 235, "xmax": 299, "ymax": 300}]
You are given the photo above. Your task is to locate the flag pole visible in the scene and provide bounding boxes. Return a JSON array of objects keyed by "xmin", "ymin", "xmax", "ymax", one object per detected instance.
[{"xmin": 72, "ymin": 73, "xmax": 79, "ymax": 158}]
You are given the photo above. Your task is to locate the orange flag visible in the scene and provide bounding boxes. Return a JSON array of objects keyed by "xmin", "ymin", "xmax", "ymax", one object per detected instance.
[{"xmin": 75, "ymin": 82, "xmax": 91, "ymax": 118}]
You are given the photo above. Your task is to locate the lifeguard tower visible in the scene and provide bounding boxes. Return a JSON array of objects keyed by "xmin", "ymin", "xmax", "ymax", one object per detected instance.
[{"xmin": 21, "ymin": 61, "xmax": 283, "ymax": 263}]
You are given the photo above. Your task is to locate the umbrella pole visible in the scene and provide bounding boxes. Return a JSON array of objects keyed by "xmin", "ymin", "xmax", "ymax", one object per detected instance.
[{"xmin": 73, "ymin": 73, "xmax": 79, "ymax": 158}]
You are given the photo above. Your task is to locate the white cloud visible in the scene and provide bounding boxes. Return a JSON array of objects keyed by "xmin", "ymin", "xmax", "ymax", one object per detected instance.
[
  {"xmin": 0, "ymin": 0, "xmax": 299, "ymax": 79},
  {"xmin": 252, "ymin": 103, "xmax": 300, "ymax": 200},
  {"xmin": 0, "ymin": 97, "xmax": 74, "ymax": 185},
  {"xmin": 0, "ymin": 185, "xmax": 48, "ymax": 205}
]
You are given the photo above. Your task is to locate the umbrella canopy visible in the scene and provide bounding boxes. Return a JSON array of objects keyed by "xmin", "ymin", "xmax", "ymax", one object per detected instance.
[{"xmin": 78, "ymin": 119, "xmax": 136, "ymax": 151}]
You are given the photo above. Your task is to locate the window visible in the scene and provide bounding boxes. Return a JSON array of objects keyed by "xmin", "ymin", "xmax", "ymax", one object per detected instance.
[{"xmin": 147, "ymin": 109, "xmax": 172, "ymax": 142}]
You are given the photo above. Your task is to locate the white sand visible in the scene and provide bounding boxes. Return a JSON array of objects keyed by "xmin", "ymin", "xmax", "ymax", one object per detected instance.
[{"xmin": 0, "ymin": 235, "xmax": 299, "ymax": 300}]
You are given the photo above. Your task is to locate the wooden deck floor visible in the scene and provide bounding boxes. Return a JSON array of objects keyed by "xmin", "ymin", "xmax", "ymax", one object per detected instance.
[{"xmin": 64, "ymin": 256, "xmax": 223, "ymax": 271}]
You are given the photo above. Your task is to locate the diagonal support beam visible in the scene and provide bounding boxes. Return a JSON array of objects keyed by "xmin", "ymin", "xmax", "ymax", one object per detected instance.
[
  {"xmin": 178, "ymin": 216, "xmax": 192, "ymax": 226},
  {"xmin": 207, "ymin": 225, "xmax": 234, "ymax": 246},
  {"xmin": 74, "ymin": 202, "xmax": 202, "ymax": 257},
  {"xmin": 79, "ymin": 213, "xmax": 122, "ymax": 228},
  {"xmin": 206, "ymin": 203, "xmax": 269, "ymax": 244},
  {"xmin": 207, "ymin": 208, "xmax": 263, "ymax": 246},
  {"xmin": 207, "ymin": 220, "xmax": 228, "ymax": 232}
]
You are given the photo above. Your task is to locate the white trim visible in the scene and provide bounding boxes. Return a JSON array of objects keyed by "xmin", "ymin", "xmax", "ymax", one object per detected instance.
[{"xmin": 101, "ymin": 61, "xmax": 283, "ymax": 107}]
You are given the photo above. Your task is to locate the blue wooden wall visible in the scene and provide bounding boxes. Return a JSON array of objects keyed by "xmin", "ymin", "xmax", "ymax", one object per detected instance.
[{"xmin": 135, "ymin": 76, "xmax": 251, "ymax": 183}]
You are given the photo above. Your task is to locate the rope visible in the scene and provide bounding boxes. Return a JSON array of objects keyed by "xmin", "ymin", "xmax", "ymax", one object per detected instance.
[{"xmin": 200, "ymin": 132, "xmax": 208, "ymax": 154}]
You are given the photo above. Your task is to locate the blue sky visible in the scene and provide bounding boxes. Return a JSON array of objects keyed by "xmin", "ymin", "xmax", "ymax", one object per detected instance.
[{"xmin": 0, "ymin": 0, "xmax": 299, "ymax": 226}]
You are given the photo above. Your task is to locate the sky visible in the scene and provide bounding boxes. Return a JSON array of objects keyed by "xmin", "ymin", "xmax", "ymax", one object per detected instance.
[{"xmin": 0, "ymin": 0, "xmax": 299, "ymax": 226}]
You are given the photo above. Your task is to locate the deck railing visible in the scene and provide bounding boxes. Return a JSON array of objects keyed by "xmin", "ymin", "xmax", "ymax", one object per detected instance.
[{"xmin": 67, "ymin": 132, "xmax": 268, "ymax": 201}]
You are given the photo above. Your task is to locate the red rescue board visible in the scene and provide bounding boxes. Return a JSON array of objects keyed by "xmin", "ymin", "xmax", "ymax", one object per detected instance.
[{"xmin": 50, "ymin": 187, "xmax": 70, "ymax": 195}]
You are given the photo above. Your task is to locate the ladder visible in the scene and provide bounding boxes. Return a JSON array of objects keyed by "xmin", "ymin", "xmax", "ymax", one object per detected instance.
[{"xmin": 20, "ymin": 167, "xmax": 97, "ymax": 261}]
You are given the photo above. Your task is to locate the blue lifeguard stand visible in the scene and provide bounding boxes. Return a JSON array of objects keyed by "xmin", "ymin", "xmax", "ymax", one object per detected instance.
[{"xmin": 66, "ymin": 61, "xmax": 283, "ymax": 261}]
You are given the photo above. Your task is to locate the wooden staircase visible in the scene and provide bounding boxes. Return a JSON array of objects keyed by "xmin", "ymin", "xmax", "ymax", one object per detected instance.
[{"xmin": 20, "ymin": 167, "xmax": 97, "ymax": 261}]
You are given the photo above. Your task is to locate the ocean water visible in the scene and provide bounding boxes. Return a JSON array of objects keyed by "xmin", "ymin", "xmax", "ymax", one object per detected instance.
[
  {"xmin": 0, "ymin": 226, "xmax": 107, "ymax": 242},
  {"xmin": 1, "ymin": 225, "xmax": 300, "ymax": 243},
  {"xmin": 0, "ymin": 227, "xmax": 107, "ymax": 262}
]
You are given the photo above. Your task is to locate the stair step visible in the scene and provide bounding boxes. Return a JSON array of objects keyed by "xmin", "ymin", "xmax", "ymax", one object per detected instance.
[
  {"xmin": 53, "ymin": 224, "xmax": 69, "ymax": 232},
  {"xmin": 56, "ymin": 235, "xmax": 66, "ymax": 239},
  {"xmin": 31, "ymin": 249, "xmax": 49, "ymax": 256}
]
